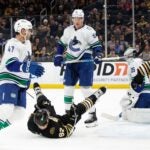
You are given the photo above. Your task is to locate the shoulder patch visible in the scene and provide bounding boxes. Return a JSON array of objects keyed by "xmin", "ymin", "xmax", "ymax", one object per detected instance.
[{"xmin": 50, "ymin": 127, "xmax": 55, "ymax": 135}]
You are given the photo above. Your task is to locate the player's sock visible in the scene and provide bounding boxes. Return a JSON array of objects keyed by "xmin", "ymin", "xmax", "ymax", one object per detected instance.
[
  {"xmin": 33, "ymin": 82, "xmax": 43, "ymax": 99},
  {"xmin": 64, "ymin": 96, "xmax": 73, "ymax": 113},
  {"xmin": 33, "ymin": 83, "xmax": 51, "ymax": 108},
  {"xmin": 93, "ymin": 86, "xmax": 106, "ymax": 101},
  {"xmin": 84, "ymin": 87, "xmax": 106, "ymax": 127},
  {"xmin": 0, "ymin": 119, "xmax": 11, "ymax": 130}
]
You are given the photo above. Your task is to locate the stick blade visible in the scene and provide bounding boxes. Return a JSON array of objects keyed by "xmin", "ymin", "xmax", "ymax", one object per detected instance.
[{"xmin": 101, "ymin": 113, "xmax": 120, "ymax": 121}]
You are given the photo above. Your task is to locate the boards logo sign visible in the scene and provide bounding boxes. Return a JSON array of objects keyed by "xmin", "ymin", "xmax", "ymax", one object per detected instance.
[
  {"xmin": 96, "ymin": 62, "xmax": 128, "ymax": 76},
  {"xmin": 60, "ymin": 62, "xmax": 128, "ymax": 77}
]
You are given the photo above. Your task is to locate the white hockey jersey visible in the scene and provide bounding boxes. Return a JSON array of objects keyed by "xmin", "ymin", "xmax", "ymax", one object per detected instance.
[
  {"xmin": 0, "ymin": 38, "xmax": 32, "ymax": 88},
  {"xmin": 128, "ymin": 58, "xmax": 150, "ymax": 93},
  {"xmin": 60, "ymin": 25, "xmax": 100, "ymax": 60}
]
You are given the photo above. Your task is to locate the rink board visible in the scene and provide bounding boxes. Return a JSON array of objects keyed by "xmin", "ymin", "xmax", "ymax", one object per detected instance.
[{"xmin": 30, "ymin": 62, "xmax": 129, "ymax": 89}]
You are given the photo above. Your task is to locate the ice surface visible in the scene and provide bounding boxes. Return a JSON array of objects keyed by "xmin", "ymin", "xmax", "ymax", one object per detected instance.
[{"xmin": 0, "ymin": 89, "xmax": 150, "ymax": 150}]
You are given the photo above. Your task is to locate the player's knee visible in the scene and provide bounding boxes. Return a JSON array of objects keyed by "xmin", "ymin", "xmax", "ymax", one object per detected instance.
[
  {"xmin": 0, "ymin": 104, "xmax": 14, "ymax": 120},
  {"xmin": 64, "ymin": 86, "xmax": 75, "ymax": 96},
  {"xmin": 10, "ymin": 107, "xmax": 25, "ymax": 122},
  {"xmin": 80, "ymin": 86, "xmax": 93, "ymax": 97}
]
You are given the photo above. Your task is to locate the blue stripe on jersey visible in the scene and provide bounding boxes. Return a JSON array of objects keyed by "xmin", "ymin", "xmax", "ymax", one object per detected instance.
[
  {"xmin": 57, "ymin": 41, "xmax": 66, "ymax": 55},
  {"xmin": 90, "ymin": 41, "xmax": 103, "ymax": 53},
  {"xmin": 93, "ymin": 46, "xmax": 102, "ymax": 53},
  {"xmin": 6, "ymin": 58, "xmax": 22, "ymax": 72}
]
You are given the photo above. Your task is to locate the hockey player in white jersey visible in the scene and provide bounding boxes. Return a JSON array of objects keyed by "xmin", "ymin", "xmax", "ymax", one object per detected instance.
[
  {"xmin": 120, "ymin": 47, "xmax": 150, "ymax": 123},
  {"xmin": 54, "ymin": 9, "xmax": 103, "ymax": 127},
  {"xmin": 0, "ymin": 19, "xmax": 45, "ymax": 130}
]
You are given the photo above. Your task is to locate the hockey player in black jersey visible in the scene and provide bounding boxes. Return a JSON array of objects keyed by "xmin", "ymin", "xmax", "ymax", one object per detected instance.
[{"xmin": 27, "ymin": 83, "xmax": 106, "ymax": 138}]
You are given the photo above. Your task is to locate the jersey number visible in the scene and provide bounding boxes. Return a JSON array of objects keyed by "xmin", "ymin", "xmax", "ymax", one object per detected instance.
[
  {"xmin": 131, "ymin": 67, "xmax": 135, "ymax": 73},
  {"xmin": 8, "ymin": 46, "xmax": 14, "ymax": 52},
  {"xmin": 59, "ymin": 128, "xmax": 65, "ymax": 137}
]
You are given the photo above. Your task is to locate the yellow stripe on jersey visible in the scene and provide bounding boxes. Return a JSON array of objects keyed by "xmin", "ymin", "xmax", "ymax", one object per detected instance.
[
  {"xmin": 143, "ymin": 63, "xmax": 149, "ymax": 76},
  {"xmin": 81, "ymin": 98, "xmax": 94, "ymax": 111},
  {"xmin": 138, "ymin": 61, "xmax": 150, "ymax": 77},
  {"xmin": 138, "ymin": 67, "xmax": 145, "ymax": 76},
  {"xmin": 63, "ymin": 124, "xmax": 74, "ymax": 137},
  {"xmin": 145, "ymin": 62, "xmax": 150, "ymax": 75}
]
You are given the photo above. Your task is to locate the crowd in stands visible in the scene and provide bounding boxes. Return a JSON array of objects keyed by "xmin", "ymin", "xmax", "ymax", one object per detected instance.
[{"xmin": 0, "ymin": 0, "xmax": 150, "ymax": 61}]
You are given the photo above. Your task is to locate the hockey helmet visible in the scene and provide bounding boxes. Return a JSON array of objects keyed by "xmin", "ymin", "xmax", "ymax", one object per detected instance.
[
  {"xmin": 14, "ymin": 19, "xmax": 32, "ymax": 33},
  {"xmin": 34, "ymin": 109, "xmax": 49, "ymax": 127},
  {"xmin": 72, "ymin": 9, "xmax": 84, "ymax": 18},
  {"xmin": 124, "ymin": 47, "xmax": 137, "ymax": 59}
]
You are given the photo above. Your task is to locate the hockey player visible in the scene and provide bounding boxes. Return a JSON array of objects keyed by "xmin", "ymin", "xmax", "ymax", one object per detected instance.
[
  {"xmin": 120, "ymin": 47, "xmax": 150, "ymax": 123},
  {"xmin": 54, "ymin": 9, "xmax": 103, "ymax": 127},
  {"xmin": 27, "ymin": 83, "xmax": 106, "ymax": 138},
  {"xmin": 0, "ymin": 19, "xmax": 45, "ymax": 130}
]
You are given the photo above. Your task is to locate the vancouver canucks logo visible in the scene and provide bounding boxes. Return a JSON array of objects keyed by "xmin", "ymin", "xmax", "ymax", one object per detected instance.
[{"xmin": 69, "ymin": 36, "xmax": 81, "ymax": 52}]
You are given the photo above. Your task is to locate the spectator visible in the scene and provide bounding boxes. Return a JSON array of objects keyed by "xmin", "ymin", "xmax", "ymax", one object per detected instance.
[
  {"xmin": 140, "ymin": 42, "xmax": 150, "ymax": 61},
  {"xmin": 38, "ymin": 19, "xmax": 50, "ymax": 39}
]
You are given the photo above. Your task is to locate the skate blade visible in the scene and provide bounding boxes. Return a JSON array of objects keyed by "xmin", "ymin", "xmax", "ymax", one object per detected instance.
[{"xmin": 85, "ymin": 121, "xmax": 98, "ymax": 128}]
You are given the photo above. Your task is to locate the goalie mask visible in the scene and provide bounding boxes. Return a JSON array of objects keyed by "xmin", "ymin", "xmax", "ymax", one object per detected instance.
[
  {"xmin": 124, "ymin": 47, "xmax": 137, "ymax": 62},
  {"xmin": 34, "ymin": 109, "xmax": 49, "ymax": 128}
]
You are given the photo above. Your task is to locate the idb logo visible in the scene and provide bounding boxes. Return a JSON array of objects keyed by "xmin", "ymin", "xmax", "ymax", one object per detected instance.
[{"xmin": 97, "ymin": 62, "xmax": 128, "ymax": 76}]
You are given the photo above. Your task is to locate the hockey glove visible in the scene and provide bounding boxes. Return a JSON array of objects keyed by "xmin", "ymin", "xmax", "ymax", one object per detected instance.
[
  {"xmin": 54, "ymin": 55, "xmax": 63, "ymax": 66},
  {"xmin": 21, "ymin": 61, "xmax": 45, "ymax": 77},
  {"xmin": 131, "ymin": 70, "xmax": 145, "ymax": 93},
  {"xmin": 120, "ymin": 89, "xmax": 140, "ymax": 110},
  {"xmin": 37, "ymin": 96, "xmax": 51, "ymax": 109},
  {"xmin": 131, "ymin": 81, "xmax": 144, "ymax": 93},
  {"xmin": 69, "ymin": 104, "xmax": 81, "ymax": 125},
  {"xmin": 94, "ymin": 52, "xmax": 102, "ymax": 64}
]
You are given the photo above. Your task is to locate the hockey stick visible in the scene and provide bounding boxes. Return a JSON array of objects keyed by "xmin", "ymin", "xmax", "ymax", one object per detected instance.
[
  {"xmin": 27, "ymin": 92, "xmax": 34, "ymax": 99},
  {"xmin": 101, "ymin": 56, "xmax": 126, "ymax": 61},
  {"xmin": 63, "ymin": 56, "xmax": 127, "ymax": 64},
  {"xmin": 62, "ymin": 59, "xmax": 93, "ymax": 64},
  {"xmin": 101, "ymin": 112, "xmax": 122, "ymax": 121}
]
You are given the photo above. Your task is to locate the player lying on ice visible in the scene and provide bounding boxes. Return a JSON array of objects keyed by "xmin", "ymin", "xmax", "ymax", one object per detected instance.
[{"xmin": 27, "ymin": 83, "xmax": 106, "ymax": 138}]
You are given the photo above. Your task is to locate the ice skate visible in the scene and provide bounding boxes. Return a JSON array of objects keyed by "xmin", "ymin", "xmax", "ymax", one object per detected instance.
[
  {"xmin": 84, "ymin": 111, "xmax": 98, "ymax": 127},
  {"xmin": 84, "ymin": 87, "xmax": 106, "ymax": 127}
]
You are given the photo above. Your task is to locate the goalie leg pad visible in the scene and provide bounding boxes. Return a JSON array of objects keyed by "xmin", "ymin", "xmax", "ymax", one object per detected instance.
[{"xmin": 126, "ymin": 108, "xmax": 150, "ymax": 123}]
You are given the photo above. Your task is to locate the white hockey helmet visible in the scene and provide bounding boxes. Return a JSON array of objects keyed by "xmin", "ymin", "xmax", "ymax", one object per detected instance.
[
  {"xmin": 124, "ymin": 47, "xmax": 137, "ymax": 59},
  {"xmin": 72, "ymin": 9, "xmax": 84, "ymax": 18},
  {"xmin": 14, "ymin": 19, "xmax": 32, "ymax": 33}
]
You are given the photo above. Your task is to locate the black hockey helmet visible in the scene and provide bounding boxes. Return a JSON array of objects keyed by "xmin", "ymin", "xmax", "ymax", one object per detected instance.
[{"xmin": 34, "ymin": 109, "xmax": 49, "ymax": 127}]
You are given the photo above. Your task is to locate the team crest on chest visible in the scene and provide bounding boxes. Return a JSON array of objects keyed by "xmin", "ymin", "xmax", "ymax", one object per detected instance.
[{"xmin": 68, "ymin": 36, "xmax": 82, "ymax": 52}]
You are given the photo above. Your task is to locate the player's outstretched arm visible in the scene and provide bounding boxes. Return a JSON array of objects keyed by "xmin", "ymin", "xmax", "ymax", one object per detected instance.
[{"xmin": 6, "ymin": 59, "xmax": 45, "ymax": 77}]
